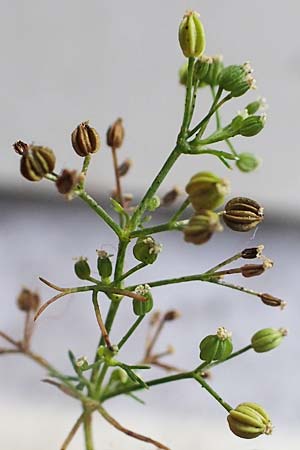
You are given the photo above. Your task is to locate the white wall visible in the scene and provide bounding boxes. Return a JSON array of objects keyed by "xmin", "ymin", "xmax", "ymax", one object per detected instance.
[{"xmin": 1, "ymin": 0, "xmax": 299, "ymax": 216}]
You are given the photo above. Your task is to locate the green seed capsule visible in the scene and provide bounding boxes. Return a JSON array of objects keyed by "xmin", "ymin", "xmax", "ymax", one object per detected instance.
[
  {"xmin": 227, "ymin": 402, "xmax": 273, "ymax": 439},
  {"xmin": 183, "ymin": 211, "xmax": 222, "ymax": 245},
  {"xmin": 239, "ymin": 115, "xmax": 266, "ymax": 137},
  {"xmin": 19, "ymin": 145, "xmax": 56, "ymax": 182},
  {"xmin": 178, "ymin": 11, "xmax": 206, "ymax": 58},
  {"xmin": 246, "ymin": 97, "xmax": 267, "ymax": 115},
  {"xmin": 219, "ymin": 63, "xmax": 256, "ymax": 97},
  {"xmin": 133, "ymin": 236, "xmax": 161, "ymax": 265},
  {"xmin": 202, "ymin": 55, "xmax": 224, "ymax": 86},
  {"xmin": 74, "ymin": 258, "xmax": 91, "ymax": 280},
  {"xmin": 186, "ymin": 171, "xmax": 229, "ymax": 211},
  {"xmin": 236, "ymin": 153, "xmax": 260, "ymax": 173},
  {"xmin": 199, "ymin": 327, "xmax": 233, "ymax": 363},
  {"xmin": 194, "ymin": 55, "xmax": 212, "ymax": 82},
  {"xmin": 97, "ymin": 251, "xmax": 113, "ymax": 279},
  {"xmin": 132, "ymin": 285, "xmax": 153, "ymax": 316},
  {"xmin": 251, "ymin": 328, "xmax": 287, "ymax": 353}
]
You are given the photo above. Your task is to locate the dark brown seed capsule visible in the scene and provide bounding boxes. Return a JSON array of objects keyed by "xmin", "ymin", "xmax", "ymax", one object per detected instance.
[
  {"xmin": 106, "ymin": 118, "xmax": 125, "ymax": 149},
  {"xmin": 71, "ymin": 121, "xmax": 100, "ymax": 157},
  {"xmin": 223, "ymin": 197, "xmax": 264, "ymax": 232},
  {"xmin": 161, "ymin": 186, "xmax": 181, "ymax": 207},
  {"xmin": 56, "ymin": 169, "xmax": 78, "ymax": 195},
  {"xmin": 117, "ymin": 158, "xmax": 132, "ymax": 177},
  {"xmin": 13, "ymin": 140, "xmax": 30, "ymax": 155},
  {"xmin": 20, "ymin": 145, "xmax": 56, "ymax": 181},
  {"xmin": 241, "ymin": 245, "xmax": 264, "ymax": 259},
  {"xmin": 17, "ymin": 288, "xmax": 40, "ymax": 312},
  {"xmin": 241, "ymin": 264, "xmax": 265, "ymax": 278},
  {"xmin": 164, "ymin": 310, "xmax": 181, "ymax": 321},
  {"xmin": 260, "ymin": 293, "xmax": 286, "ymax": 309}
]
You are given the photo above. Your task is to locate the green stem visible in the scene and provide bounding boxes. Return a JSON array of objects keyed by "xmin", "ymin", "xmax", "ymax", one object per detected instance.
[
  {"xmin": 118, "ymin": 315, "xmax": 145, "ymax": 350},
  {"xmin": 101, "ymin": 371, "xmax": 193, "ymax": 401},
  {"xmin": 126, "ymin": 273, "xmax": 208, "ymax": 291},
  {"xmin": 117, "ymin": 262, "xmax": 147, "ymax": 282},
  {"xmin": 211, "ymin": 86, "xmax": 222, "ymax": 130},
  {"xmin": 204, "ymin": 252, "xmax": 242, "ymax": 274},
  {"xmin": 91, "ymin": 240, "xmax": 129, "ymax": 384},
  {"xmin": 83, "ymin": 407, "xmax": 94, "ymax": 450},
  {"xmin": 193, "ymin": 373, "xmax": 232, "ymax": 412},
  {"xmin": 95, "ymin": 365, "xmax": 109, "ymax": 397},
  {"xmin": 78, "ymin": 191, "xmax": 123, "ymax": 238},
  {"xmin": 180, "ymin": 57, "xmax": 196, "ymax": 135},
  {"xmin": 129, "ymin": 58, "xmax": 195, "ymax": 232},
  {"xmin": 206, "ymin": 279, "xmax": 260, "ymax": 298},
  {"xmin": 205, "ymin": 345, "xmax": 253, "ymax": 370},
  {"xmin": 129, "ymin": 146, "xmax": 181, "ymax": 231},
  {"xmin": 169, "ymin": 197, "xmax": 190, "ymax": 223},
  {"xmin": 225, "ymin": 138, "xmax": 238, "ymax": 156},
  {"xmin": 129, "ymin": 220, "xmax": 186, "ymax": 238},
  {"xmin": 45, "ymin": 173, "xmax": 58, "ymax": 182},
  {"xmin": 92, "ymin": 290, "xmax": 112, "ymax": 350},
  {"xmin": 81, "ymin": 155, "xmax": 91, "ymax": 178},
  {"xmin": 188, "ymin": 86, "xmax": 223, "ymax": 138}
]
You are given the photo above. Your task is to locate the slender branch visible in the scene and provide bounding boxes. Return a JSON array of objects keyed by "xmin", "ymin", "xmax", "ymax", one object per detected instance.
[
  {"xmin": 211, "ymin": 86, "xmax": 222, "ymax": 130},
  {"xmin": 92, "ymin": 291, "xmax": 112, "ymax": 350},
  {"xmin": 129, "ymin": 147, "xmax": 181, "ymax": 231},
  {"xmin": 225, "ymin": 138, "xmax": 238, "ymax": 156},
  {"xmin": 144, "ymin": 315, "xmax": 165, "ymax": 360},
  {"xmin": 193, "ymin": 373, "xmax": 232, "ymax": 412},
  {"xmin": 23, "ymin": 311, "xmax": 34, "ymax": 351},
  {"xmin": 60, "ymin": 413, "xmax": 84, "ymax": 450},
  {"xmin": 180, "ymin": 57, "xmax": 196, "ymax": 135},
  {"xmin": 129, "ymin": 58, "xmax": 195, "ymax": 231},
  {"xmin": 204, "ymin": 252, "xmax": 242, "ymax": 274},
  {"xmin": 34, "ymin": 292, "xmax": 68, "ymax": 321},
  {"xmin": 126, "ymin": 273, "xmax": 208, "ymax": 291},
  {"xmin": 188, "ymin": 86, "xmax": 223, "ymax": 138},
  {"xmin": 169, "ymin": 197, "xmax": 190, "ymax": 223},
  {"xmin": 0, "ymin": 330, "xmax": 19, "ymax": 347},
  {"xmin": 204, "ymin": 344, "xmax": 253, "ymax": 371},
  {"xmin": 78, "ymin": 190, "xmax": 123, "ymax": 238},
  {"xmin": 98, "ymin": 405, "xmax": 170, "ymax": 450},
  {"xmin": 118, "ymin": 315, "xmax": 145, "ymax": 350},
  {"xmin": 102, "ymin": 371, "xmax": 193, "ymax": 401},
  {"xmin": 129, "ymin": 220, "xmax": 186, "ymax": 238},
  {"xmin": 83, "ymin": 407, "xmax": 94, "ymax": 450},
  {"xmin": 111, "ymin": 147, "xmax": 124, "ymax": 207},
  {"xmin": 116, "ymin": 262, "xmax": 147, "ymax": 282}
]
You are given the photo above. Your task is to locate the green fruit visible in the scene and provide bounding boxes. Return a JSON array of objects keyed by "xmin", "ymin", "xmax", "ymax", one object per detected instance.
[
  {"xmin": 133, "ymin": 236, "xmax": 161, "ymax": 265},
  {"xmin": 74, "ymin": 259, "xmax": 91, "ymax": 280},
  {"xmin": 251, "ymin": 328, "xmax": 287, "ymax": 353},
  {"xmin": 199, "ymin": 328, "xmax": 233, "ymax": 362},
  {"xmin": 185, "ymin": 171, "xmax": 229, "ymax": 211},
  {"xmin": 227, "ymin": 402, "xmax": 272, "ymax": 439},
  {"xmin": 132, "ymin": 285, "xmax": 153, "ymax": 316},
  {"xmin": 178, "ymin": 11, "xmax": 206, "ymax": 58}
]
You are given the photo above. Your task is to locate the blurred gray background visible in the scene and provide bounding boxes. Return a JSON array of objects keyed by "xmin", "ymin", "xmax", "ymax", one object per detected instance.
[{"xmin": 0, "ymin": 1, "xmax": 299, "ymax": 449}]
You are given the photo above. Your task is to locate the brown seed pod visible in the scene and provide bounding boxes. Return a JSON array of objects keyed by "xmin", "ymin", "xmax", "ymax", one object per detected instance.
[
  {"xmin": 260, "ymin": 293, "xmax": 286, "ymax": 309},
  {"xmin": 222, "ymin": 197, "xmax": 264, "ymax": 232},
  {"xmin": 183, "ymin": 210, "xmax": 222, "ymax": 245},
  {"xmin": 71, "ymin": 121, "xmax": 100, "ymax": 157},
  {"xmin": 106, "ymin": 118, "xmax": 125, "ymax": 149},
  {"xmin": 56, "ymin": 169, "xmax": 78, "ymax": 195},
  {"xmin": 17, "ymin": 288, "xmax": 40, "ymax": 312},
  {"xmin": 19, "ymin": 145, "xmax": 56, "ymax": 181}
]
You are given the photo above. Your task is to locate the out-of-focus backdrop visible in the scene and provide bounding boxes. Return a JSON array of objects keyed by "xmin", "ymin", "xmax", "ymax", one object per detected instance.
[{"xmin": 0, "ymin": 1, "xmax": 299, "ymax": 449}]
